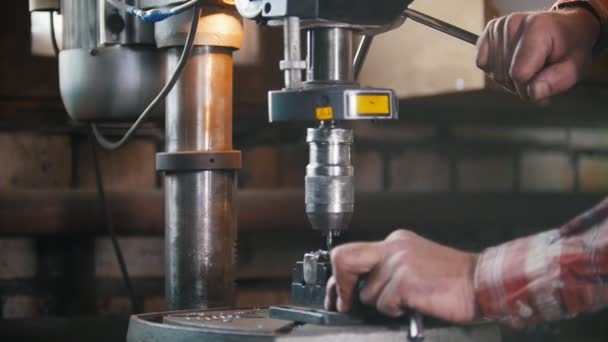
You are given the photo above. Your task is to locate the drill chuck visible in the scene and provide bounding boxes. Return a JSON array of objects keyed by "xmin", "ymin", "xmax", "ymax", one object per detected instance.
[{"xmin": 305, "ymin": 126, "xmax": 354, "ymax": 237}]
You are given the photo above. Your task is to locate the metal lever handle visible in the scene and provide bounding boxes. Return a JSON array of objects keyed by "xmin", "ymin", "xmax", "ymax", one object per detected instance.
[
  {"xmin": 408, "ymin": 312, "xmax": 424, "ymax": 341},
  {"xmin": 353, "ymin": 8, "xmax": 479, "ymax": 80},
  {"xmin": 403, "ymin": 9, "xmax": 479, "ymax": 46}
]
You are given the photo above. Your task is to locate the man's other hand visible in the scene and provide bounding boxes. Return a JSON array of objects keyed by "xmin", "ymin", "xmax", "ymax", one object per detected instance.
[
  {"xmin": 325, "ymin": 230, "xmax": 479, "ymax": 323},
  {"xmin": 476, "ymin": 8, "xmax": 600, "ymax": 103}
]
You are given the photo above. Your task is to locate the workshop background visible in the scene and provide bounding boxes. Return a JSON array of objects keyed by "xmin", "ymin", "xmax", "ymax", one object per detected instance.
[{"xmin": 2, "ymin": 0, "xmax": 608, "ymax": 341}]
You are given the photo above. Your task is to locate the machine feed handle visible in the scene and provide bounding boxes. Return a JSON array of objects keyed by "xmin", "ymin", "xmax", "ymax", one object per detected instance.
[
  {"xmin": 408, "ymin": 312, "xmax": 425, "ymax": 341},
  {"xmin": 354, "ymin": 9, "xmax": 478, "ymax": 80},
  {"xmin": 403, "ymin": 9, "xmax": 479, "ymax": 46}
]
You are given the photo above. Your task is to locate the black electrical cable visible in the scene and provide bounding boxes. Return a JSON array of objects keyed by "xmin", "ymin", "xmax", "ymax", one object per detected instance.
[
  {"xmin": 91, "ymin": 3, "xmax": 202, "ymax": 150},
  {"xmin": 88, "ymin": 131, "xmax": 140, "ymax": 313},
  {"xmin": 49, "ymin": 11, "xmax": 140, "ymax": 314}
]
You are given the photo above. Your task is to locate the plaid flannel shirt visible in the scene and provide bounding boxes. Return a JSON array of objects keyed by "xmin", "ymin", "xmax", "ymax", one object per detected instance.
[
  {"xmin": 552, "ymin": 0, "xmax": 608, "ymax": 48},
  {"xmin": 474, "ymin": 197, "xmax": 608, "ymax": 328}
]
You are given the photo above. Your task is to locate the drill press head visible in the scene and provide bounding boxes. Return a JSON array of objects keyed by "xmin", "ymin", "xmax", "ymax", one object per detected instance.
[{"xmin": 235, "ymin": 0, "xmax": 405, "ymax": 248}]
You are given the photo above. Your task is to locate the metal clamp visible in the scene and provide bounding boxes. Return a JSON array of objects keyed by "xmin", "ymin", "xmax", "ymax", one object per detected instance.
[{"xmin": 156, "ymin": 151, "xmax": 242, "ymax": 172}]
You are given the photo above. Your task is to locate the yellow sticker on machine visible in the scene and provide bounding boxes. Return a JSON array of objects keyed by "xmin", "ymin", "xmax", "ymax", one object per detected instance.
[
  {"xmin": 316, "ymin": 106, "xmax": 334, "ymax": 120},
  {"xmin": 357, "ymin": 95, "xmax": 390, "ymax": 115}
]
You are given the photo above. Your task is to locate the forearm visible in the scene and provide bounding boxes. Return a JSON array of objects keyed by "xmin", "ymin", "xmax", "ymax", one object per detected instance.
[{"xmin": 474, "ymin": 214, "xmax": 608, "ymax": 328}]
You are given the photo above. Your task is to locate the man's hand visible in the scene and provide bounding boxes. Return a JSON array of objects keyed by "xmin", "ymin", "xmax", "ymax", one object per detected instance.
[
  {"xmin": 325, "ymin": 230, "xmax": 479, "ymax": 323},
  {"xmin": 476, "ymin": 8, "xmax": 600, "ymax": 103}
]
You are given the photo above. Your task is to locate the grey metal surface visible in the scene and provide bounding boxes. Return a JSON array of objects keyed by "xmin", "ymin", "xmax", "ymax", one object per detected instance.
[
  {"xmin": 61, "ymin": 0, "xmax": 98, "ymax": 50},
  {"xmin": 306, "ymin": 28, "xmax": 353, "ymax": 83},
  {"xmin": 164, "ymin": 309, "xmax": 295, "ymax": 335},
  {"xmin": 278, "ymin": 322, "xmax": 501, "ymax": 342},
  {"xmin": 127, "ymin": 310, "xmax": 275, "ymax": 342},
  {"xmin": 251, "ymin": 0, "xmax": 413, "ymax": 31},
  {"xmin": 99, "ymin": 0, "xmax": 156, "ymax": 46},
  {"xmin": 163, "ymin": 45, "xmax": 238, "ymax": 310},
  {"xmin": 58, "ymin": 46, "xmax": 165, "ymax": 122},
  {"xmin": 127, "ymin": 309, "xmax": 502, "ymax": 342},
  {"xmin": 29, "ymin": 0, "xmax": 59, "ymax": 11},
  {"xmin": 269, "ymin": 306, "xmax": 367, "ymax": 326},
  {"xmin": 305, "ymin": 126, "xmax": 354, "ymax": 237},
  {"xmin": 280, "ymin": 17, "xmax": 306, "ymax": 89},
  {"xmin": 409, "ymin": 312, "xmax": 424, "ymax": 341},
  {"xmin": 268, "ymin": 87, "xmax": 398, "ymax": 122}
]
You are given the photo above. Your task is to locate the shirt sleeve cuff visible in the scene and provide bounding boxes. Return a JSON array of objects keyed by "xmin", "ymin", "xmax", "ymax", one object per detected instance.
[
  {"xmin": 473, "ymin": 229, "xmax": 565, "ymax": 329},
  {"xmin": 553, "ymin": 0, "xmax": 608, "ymax": 50}
]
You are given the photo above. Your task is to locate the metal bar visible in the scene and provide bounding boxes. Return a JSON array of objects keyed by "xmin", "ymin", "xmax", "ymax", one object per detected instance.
[
  {"xmin": 353, "ymin": 35, "xmax": 374, "ymax": 81},
  {"xmin": 282, "ymin": 17, "xmax": 304, "ymax": 89},
  {"xmin": 403, "ymin": 9, "xmax": 479, "ymax": 46},
  {"xmin": 164, "ymin": 45, "xmax": 237, "ymax": 310}
]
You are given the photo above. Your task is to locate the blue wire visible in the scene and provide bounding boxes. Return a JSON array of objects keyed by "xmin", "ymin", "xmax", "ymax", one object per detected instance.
[{"xmin": 109, "ymin": 0, "xmax": 199, "ymax": 22}]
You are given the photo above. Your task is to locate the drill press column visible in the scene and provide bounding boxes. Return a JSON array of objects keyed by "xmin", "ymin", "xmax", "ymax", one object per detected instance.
[{"xmin": 156, "ymin": 7, "xmax": 243, "ymax": 310}]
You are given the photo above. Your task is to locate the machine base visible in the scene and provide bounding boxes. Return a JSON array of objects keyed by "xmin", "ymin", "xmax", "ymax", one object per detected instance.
[{"xmin": 127, "ymin": 308, "xmax": 502, "ymax": 342}]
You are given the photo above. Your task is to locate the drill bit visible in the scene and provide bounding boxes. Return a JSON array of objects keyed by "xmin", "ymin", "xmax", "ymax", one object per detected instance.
[{"xmin": 327, "ymin": 231, "xmax": 334, "ymax": 251}]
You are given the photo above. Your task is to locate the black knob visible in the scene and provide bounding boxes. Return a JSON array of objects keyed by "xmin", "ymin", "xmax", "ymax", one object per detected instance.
[{"xmin": 106, "ymin": 13, "xmax": 125, "ymax": 35}]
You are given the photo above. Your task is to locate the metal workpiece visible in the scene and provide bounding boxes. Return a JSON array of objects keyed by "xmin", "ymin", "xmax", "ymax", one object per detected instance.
[
  {"xmin": 155, "ymin": 6, "xmax": 244, "ymax": 48},
  {"xmin": 305, "ymin": 126, "xmax": 354, "ymax": 237},
  {"xmin": 306, "ymin": 28, "xmax": 354, "ymax": 84},
  {"xmin": 59, "ymin": 46, "xmax": 165, "ymax": 122},
  {"xmin": 302, "ymin": 250, "xmax": 330, "ymax": 285},
  {"xmin": 281, "ymin": 17, "xmax": 306, "ymax": 89},
  {"xmin": 291, "ymin": 250, "xmax": 332, "ymax": 309},
  {"xmin": 162, "ymin": 45, "xmax": 239, "ymax": 310}
]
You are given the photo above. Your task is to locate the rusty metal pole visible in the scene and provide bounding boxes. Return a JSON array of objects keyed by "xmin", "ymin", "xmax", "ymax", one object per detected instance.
[{"xmin": 155, "ymin": 6, "xmax": 244, "ymax": 310}]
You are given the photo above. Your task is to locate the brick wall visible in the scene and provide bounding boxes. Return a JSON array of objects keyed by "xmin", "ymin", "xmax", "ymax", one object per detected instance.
[{"xmin": 0, "ymin": 132, "xmax": 162, "ymax": 318}]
